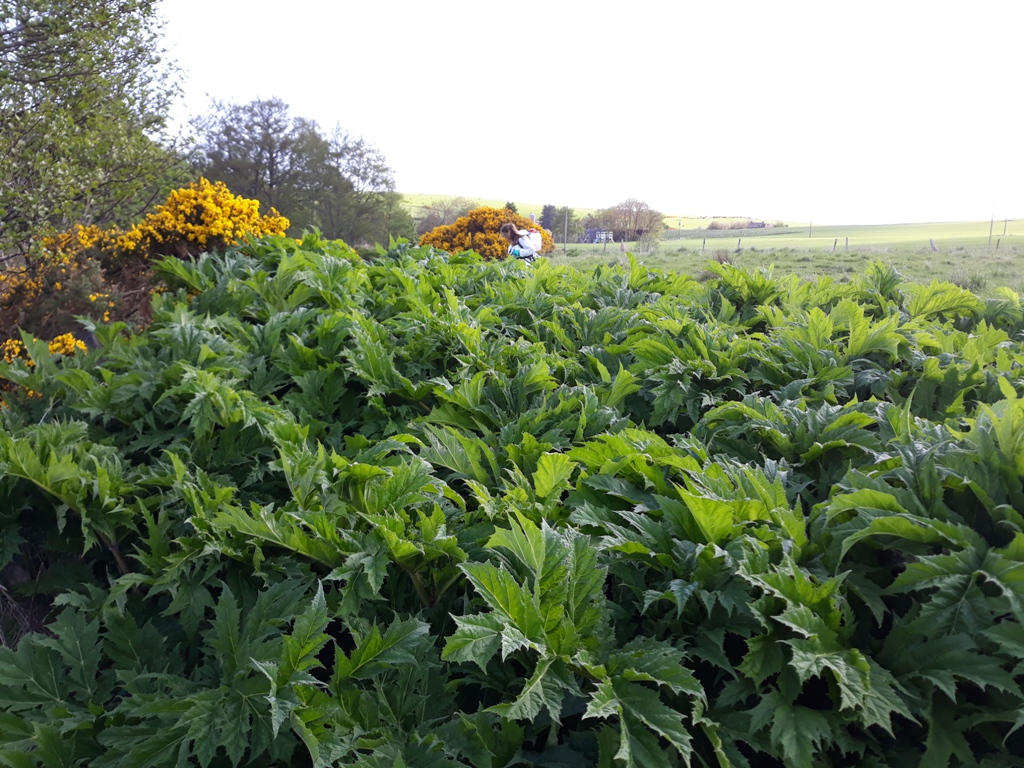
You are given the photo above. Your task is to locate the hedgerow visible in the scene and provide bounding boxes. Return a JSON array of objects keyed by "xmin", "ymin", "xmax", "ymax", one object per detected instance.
[{"xmin": 0, "ymin": 240, "xmax": 1022, "ymax": 766}]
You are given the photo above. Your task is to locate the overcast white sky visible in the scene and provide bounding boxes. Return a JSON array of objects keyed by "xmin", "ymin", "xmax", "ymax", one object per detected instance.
[{"xmin": 158, "ymin": 1, "xmax": 1021, "ymax": 225}]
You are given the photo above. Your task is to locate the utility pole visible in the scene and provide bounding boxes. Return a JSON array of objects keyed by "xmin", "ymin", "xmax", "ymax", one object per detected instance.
[{"xmin": 563, "ymin": 207, "xmax": 568, "ymax": 254}]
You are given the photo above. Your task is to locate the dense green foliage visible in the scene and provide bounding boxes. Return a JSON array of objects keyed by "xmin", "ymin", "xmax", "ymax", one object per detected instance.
[{"xmin": 1, "ymin": 239, "xmax": 1023, "ymax": 766}]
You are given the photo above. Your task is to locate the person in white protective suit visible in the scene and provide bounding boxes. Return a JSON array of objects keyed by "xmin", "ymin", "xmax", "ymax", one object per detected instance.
[{"xmin": 499, "ymin": 222, "xmax": 541, "ymax": 263}]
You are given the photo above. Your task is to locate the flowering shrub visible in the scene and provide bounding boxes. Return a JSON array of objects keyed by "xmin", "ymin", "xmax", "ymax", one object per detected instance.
[
  {"xmin": 110, "ymin": 178, "xmax": 290, "ymax": 260},
  {"xmin": 2, "ymin": 179, "xmax": 289, "ymax": 343},
  {"xmin": 40, "ymin": 179, "xmax": 289, "ymax": 266},
  {"xmin": 419, "ymin": 206, "xmax": 554, "ymax": 261},
  {"xmin": 0, "ymin": 250, "xmax": 107, "ymax": 341}
]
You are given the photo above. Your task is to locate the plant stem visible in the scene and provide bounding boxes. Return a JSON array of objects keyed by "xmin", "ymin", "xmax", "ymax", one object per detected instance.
[{"xmin": 408, "ymin": 570, "xmax": 432, "ymax": 608}]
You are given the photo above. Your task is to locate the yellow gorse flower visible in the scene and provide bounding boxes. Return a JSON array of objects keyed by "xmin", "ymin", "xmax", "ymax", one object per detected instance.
[
  {"xmin": 1, "ymin": 338, "xmax": 25, "ymax": 364},
  {"xmin": 39, "ymin": 178, "xmax": 290, "ymax": 264},
  {"xmin": 419, "ymin": 207, "xmax": 555, "ymax": 261},
  {"xmin": 109, "ymin": 178, "xmax": 290, "ymax": 259},
  {"xmin": 3, "ymin": 179, "xmax": 289, "ymax": 346},
  {"xmin": 47, "ymin": 333, "xmax": 87, "ymax": 356}
]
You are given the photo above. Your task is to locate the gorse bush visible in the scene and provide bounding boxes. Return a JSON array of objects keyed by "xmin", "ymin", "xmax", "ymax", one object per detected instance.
[
  {"xmin": 0, "ymin": 249, "xmax": 108, "ymax": 341},
  {"xmin": 0, "ymin": 241, "xmax": 1022, "ymax": 766},
  {"xmin": 0, "ymin": 179, "xmax": 289, "ymax": 344},
  {"xmin": 109, "ymin": 177, "xmax": 290, "ymax": 261},
  {"xmin": 419, "ymin": 206, "xmax": 554, "ymax": 260},
  {"xmin": 44, "ymin": 178, "xmax": 290, "ymax": 264}
]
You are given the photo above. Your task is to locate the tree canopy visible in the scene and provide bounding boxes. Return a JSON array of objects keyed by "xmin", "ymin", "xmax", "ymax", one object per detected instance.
[
  {"xmin": 190, "ymin": 98, "xmax": 414, "ymax": 246},
  {"xmin": 415, "ymin": 196, "xmax": 478, "ymax": 235},
  {"xmin": 588, "ymin": 198, "xmax": 663, "ymax": 242},
  {"xmin": 540, "ymin": 204, "xmax": 583, "ymax": 244},
  {"xmin": 0, "ymin": 0, "xmax": 186, "ymax": 259}
]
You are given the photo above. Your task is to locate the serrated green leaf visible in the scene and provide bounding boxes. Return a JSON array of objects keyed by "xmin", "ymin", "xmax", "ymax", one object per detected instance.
[
  {"xmin": 678, "ymin": 491, "xmax": 735, "ymax": 544},
  {"xmin": 614, "ymin": 680, "xmax": 692, "ymax": 760},
  {"xmin": 488, "ymin": 657, "xmax": 568, "ymax": 723},
  {"xmin": 610, "ymin": 637, "xmax": 703, "ymax": 699},
  {"xmin": 486, "ymin": 512, "xmax": 546, "ymax": 582},
  {"xmin": 738, "ymin": 634, "xmax": 785, "ymax": 687},
  {"xmin": 499, "ymin": 625, "xmax": 541, "ymax": 659},
  {"xmin": 583, "ymin": 680, "xmax": 618, "ymax": 720},
  {"xmin": 333, "ymin": 618, "xmax": 430, "ymax": 681},
  {"xmin": 922, "ymin": 697, "xmax": 976, "ymax": 767},
  {"xmin": 0, "ymin": 749, "xmax": 36, "ymax": 768},
  {"xmin": 750, "ymin": 694, "xmax": 832, "ymax": 768},
  {"xmin": 459, "ymin": 562, "xmax": 544, "ymax": 642},
  {"xmin": 33, "ymin": 610, "xmax": 101, "ymax": 699},
  {"xmin": 0, "ymin": 640, "xmax": 67, "ymax": 709},
  {"xmin": 30, "ymin": 722, "xmax": 76, "ymax": 768},
  {"xmin": 283, "ymin": 582, "xmax": 330, "ymax": 676},
  {"xmin": 442, "ymin": 614, "xmax": 502, "ymax": 670},
  {"xmin": 839, "ymin": 514, "xmax": 981, "ymax": 562},
  {"xmin": 206, "ymin": 583, "xmax": 243, "ymax": 678},
  {"xmin": 617, "ymin": 711, "xmax": 673, "ymax": 768},
  {"xmin": 563, "ymin": 528, "xmax": 606, "ymax": 639},
  {"xmin": 0, "ymin": 526, "xmax": 24, "ymax": 572},
  {"xmin": 532, "ymin": 452, "xmax": 576, "ymax": 499}
]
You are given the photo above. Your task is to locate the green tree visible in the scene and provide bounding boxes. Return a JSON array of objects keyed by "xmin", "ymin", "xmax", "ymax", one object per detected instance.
[
  {"xmin": 504, "ymin": 201, "xmax": 518, "ymax": 214},
  {"xmin": 552, "ymin": 206, "xmax": 583, "ymax": 244},
  {"xmin": 0, "ymin": 0, "xmax": 186, "ymax": 260},
  {"xmin": 415, "ymin": 196, "xmax": 478, "ymax": 235},
  {"xmin": 539, "ymin": 204, "xmax": 557, "ymax": 231},
  {"xmin": 192, "ymin": 98, "xmax": 411, "ymax": 245},
  {"xmin": 191, "ymin": 98, "xmax": 325, "ymax": 231},
  {"xmin": 593, "ymin": 198, "xmax": 663, "ymax": 242}
]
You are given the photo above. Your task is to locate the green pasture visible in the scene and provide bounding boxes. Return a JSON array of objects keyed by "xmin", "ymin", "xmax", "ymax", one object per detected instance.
[
  {"xmin": 547, "ymin": 219, "xmax": 1024, "ymax": 296},
  {"xmin": 662, "ymin": 219, "xmax": 1024, "ymax": 250}
]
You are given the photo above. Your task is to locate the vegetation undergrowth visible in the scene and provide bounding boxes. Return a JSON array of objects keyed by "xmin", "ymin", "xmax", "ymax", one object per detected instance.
[{"xmin": 1, "ymin": 239, "xmax": 1022, "ymax": 767}]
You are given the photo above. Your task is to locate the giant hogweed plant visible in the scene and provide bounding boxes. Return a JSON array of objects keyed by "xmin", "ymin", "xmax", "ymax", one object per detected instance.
[{"xmin": 0, "ymin": 235, "xmax": 1022, "ymax": 766}]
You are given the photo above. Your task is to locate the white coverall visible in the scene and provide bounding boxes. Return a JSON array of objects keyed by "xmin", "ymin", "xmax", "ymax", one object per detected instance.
[{"xmin": 508, "ymin": 230, "xmax": 540, "ymax": 262}]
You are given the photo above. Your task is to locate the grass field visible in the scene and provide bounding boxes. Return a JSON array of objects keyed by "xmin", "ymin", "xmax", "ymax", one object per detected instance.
[
  {"xmin": 546, "ymin": 220, "xmax": 1024, "ymax": 296},
  {"xmin": 402, "ymin": 192, "xmax": 1024, "ymax": 294},
  {"xmin": 663, "ymin": 219, "xmax": 1024, "ymax": 250}
]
